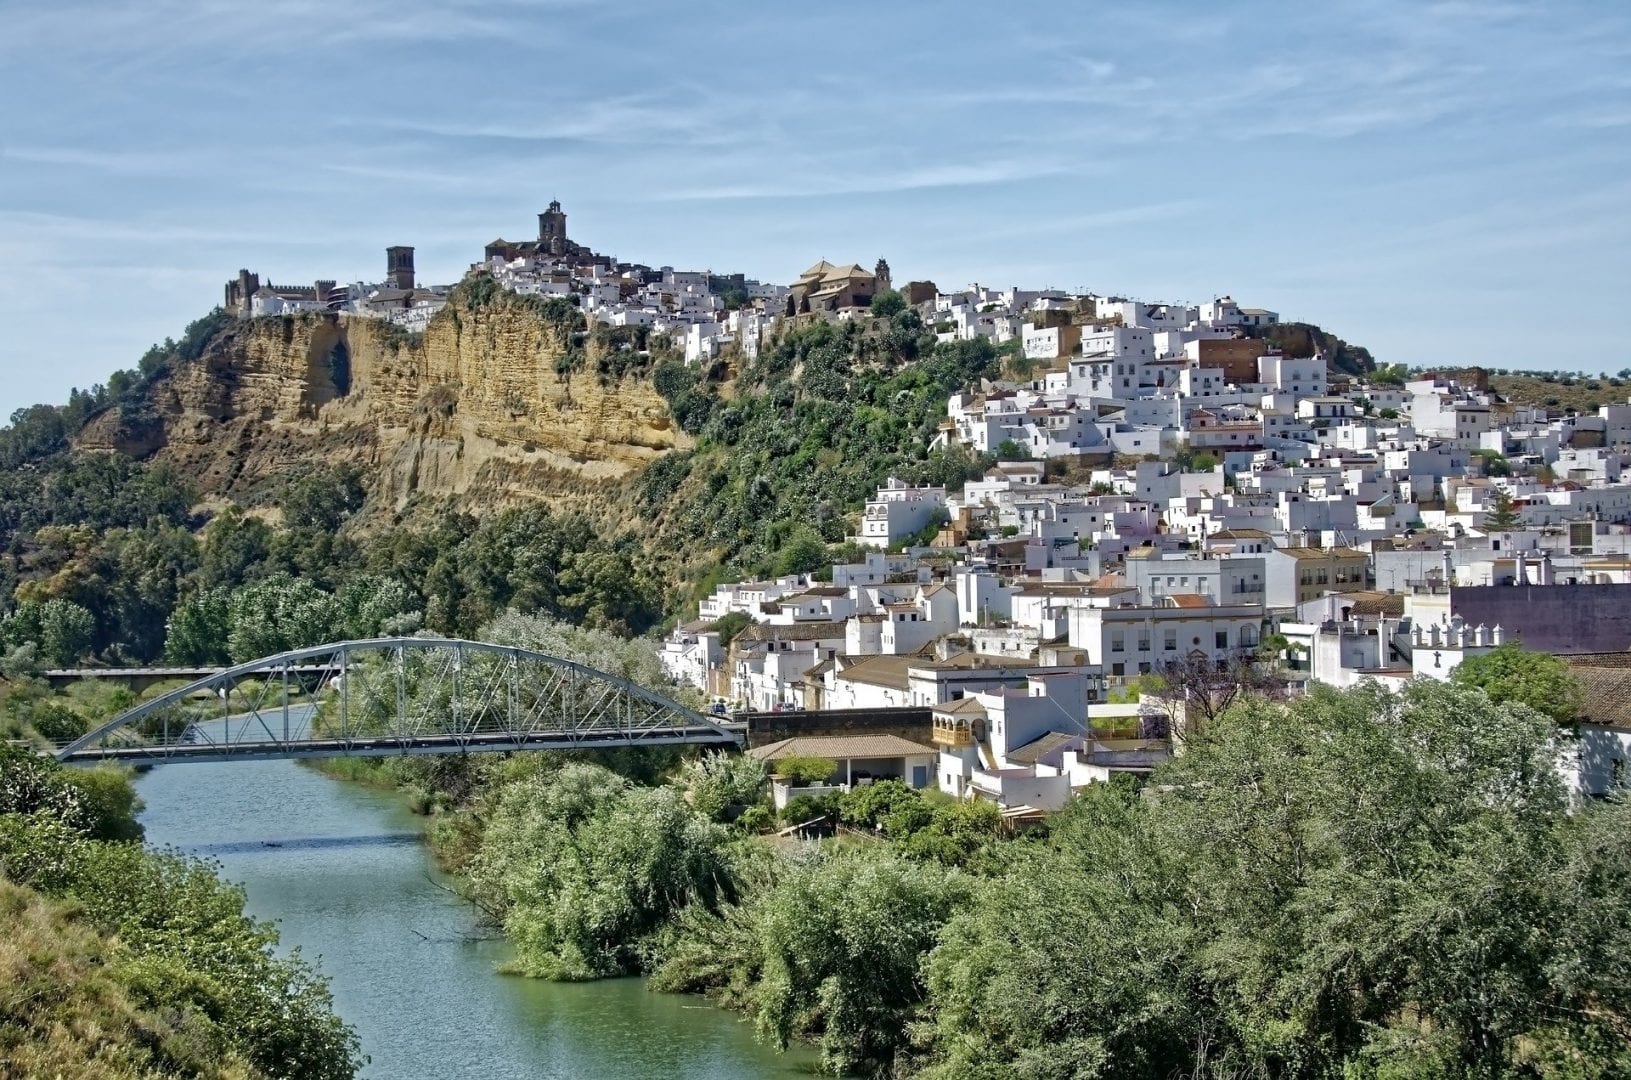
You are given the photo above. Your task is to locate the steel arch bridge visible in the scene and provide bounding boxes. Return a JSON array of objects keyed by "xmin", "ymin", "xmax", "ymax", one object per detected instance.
[{"xmin": 54, "ymin": 637, "xmax": 742, "ymax": 765}]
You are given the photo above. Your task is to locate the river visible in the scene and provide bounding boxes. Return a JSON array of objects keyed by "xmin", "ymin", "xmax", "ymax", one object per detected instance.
[{"xmin": 135, "ymin": 755, "xmax": 820, "ymax": 1080}]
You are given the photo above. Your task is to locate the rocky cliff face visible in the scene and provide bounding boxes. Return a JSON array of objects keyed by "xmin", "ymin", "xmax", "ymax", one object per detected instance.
[{"xmin": 76, "ymin": 293, "xmax": 689, "ymax": 515}]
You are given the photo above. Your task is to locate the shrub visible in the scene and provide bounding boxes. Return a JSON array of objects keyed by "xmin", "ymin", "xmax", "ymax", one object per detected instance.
[{"xmin": 771, "ymin": 755, "xmax": 837, "ymax": 785}]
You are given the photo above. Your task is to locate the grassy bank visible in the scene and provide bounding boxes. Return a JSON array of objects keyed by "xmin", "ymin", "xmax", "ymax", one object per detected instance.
[{"xmin": 0, "ymin": 747, "xmax": 362, "ymax": 1078}]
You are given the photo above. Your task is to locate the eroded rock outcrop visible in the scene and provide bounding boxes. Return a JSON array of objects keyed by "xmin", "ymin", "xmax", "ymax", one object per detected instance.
[{"xmin": 76, "ymin": 292, "xmax": 689, "ymax": 514}]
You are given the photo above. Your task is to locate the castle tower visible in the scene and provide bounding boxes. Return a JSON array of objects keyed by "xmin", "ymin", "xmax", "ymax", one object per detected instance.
[
  {"xmin": 538, "ymin": 200, "xmax": 568, "ymax": 257},
  {"xmin": 226, "ymin": 268, "xmax": 260, "ymax": 317},
  {"xmin": 386, "ymin": 246, "xmax": 416, "ymax": 290}
]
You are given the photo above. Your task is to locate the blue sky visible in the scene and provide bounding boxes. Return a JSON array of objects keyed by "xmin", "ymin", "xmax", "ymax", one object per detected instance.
[{"xmin": 2, "ymin": 0, "xmax": 1628, "ymax": 414}]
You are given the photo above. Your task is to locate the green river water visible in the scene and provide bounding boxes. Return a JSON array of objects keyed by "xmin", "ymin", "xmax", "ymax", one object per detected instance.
[{"xmin": 135, "ymin": 758, "xmax": 820, "ymax": 1080}]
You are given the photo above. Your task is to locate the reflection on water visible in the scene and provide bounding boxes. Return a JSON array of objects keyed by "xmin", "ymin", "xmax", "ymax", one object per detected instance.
[
  {"xmin": 187, "ymin": 832, "xmax": 422, "ymax": 856},
  {"xmin": 136, "ymin": 759, "xmax": 819, "ymax": 1080}
]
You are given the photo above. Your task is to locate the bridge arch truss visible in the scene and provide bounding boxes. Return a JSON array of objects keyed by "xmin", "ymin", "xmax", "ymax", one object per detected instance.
[{"xmin": 54, "ymin": 637, "xmax": 741, "ymax": 765}]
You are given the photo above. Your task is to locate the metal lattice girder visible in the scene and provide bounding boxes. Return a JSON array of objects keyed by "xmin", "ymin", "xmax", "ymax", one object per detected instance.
[{"xmin": 54, "ymin": 637, "xmax": 742, "ymax": 765}]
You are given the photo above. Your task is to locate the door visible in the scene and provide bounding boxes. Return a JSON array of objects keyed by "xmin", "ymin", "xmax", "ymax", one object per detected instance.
[{"xmin": 911, "ymin": 765, "xmax": 928, "ymax": 789}]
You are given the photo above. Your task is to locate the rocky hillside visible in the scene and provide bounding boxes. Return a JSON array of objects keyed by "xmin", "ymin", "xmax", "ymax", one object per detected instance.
[
  {"xmin": 75, "ymin": 284, "xmax": 689, "ymax": 516},
  {"xmin": 1245, "ymin": 321, "xmax": 1375, "ymax": 377}
]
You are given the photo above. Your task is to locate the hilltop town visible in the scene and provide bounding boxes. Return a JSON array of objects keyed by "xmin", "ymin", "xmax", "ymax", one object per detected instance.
[{"xmin": 210, "ymin": 204, "xmax": 1631, "ymax": 818}]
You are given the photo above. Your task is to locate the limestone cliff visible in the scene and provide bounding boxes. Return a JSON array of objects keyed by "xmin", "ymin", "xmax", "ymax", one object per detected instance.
[{"xmin": 76, "ymin": 291, "xmax": 689, "ymax": 516}]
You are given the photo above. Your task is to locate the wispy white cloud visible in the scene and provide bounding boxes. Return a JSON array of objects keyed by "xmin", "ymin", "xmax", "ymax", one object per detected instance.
[
  {"xmin": 665, "ymin": 161, "xmax": 1071, "ymax": 201},
  {"xmin": 0, "ymin": 0, "xmax": 573, "ymax": 58},
  {"xmin": 1554, "ymin": 109, "xmax": 1631, "ymax": 129},
  {"xmin": 1, "ymin": 144, "xmax": 189, "ymax": 176}
]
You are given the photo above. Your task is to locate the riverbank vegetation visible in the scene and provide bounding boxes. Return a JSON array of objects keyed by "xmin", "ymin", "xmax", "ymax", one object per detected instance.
[
  {"xmin": 325, "ymin": 627, "xmax": 1631, "ymax": 1078},
  {"xmin": 0, "ymin": 747, "xmax": 363, "ymax": 1078}
]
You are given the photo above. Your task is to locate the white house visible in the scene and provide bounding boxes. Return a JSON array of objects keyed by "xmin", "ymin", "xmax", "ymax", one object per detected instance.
[{"xmin": 858, "ymin": 478, "xmax": 948, "ymax": 549}]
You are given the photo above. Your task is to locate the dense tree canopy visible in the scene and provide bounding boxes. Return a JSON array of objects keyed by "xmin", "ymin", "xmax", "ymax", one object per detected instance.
[
  {"xmin": 914, "ymin": 680, "xmax": 1630, "ymax": 1079},
  {"xmin": 1452, "ymin": 642, "xmax": 1585, "ymax": 723}
]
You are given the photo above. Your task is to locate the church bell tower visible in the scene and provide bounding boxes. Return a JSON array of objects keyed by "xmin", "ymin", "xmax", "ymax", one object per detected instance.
[{"xmin": 538, "ymin": 200, "xmax": 568, "ymax": 256}]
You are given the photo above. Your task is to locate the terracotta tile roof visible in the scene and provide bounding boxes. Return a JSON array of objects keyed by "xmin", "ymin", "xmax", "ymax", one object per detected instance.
[
  {"xmin": 1168, "ymin": 594, "xmax": 1209, "ymax": 608},
  {"xmin": 1005, "ymin": 731, "xmax": 1086, "ymax": 767},
  {"xmin": 748, "ymin": 734, "xmax": 936, "ymax": 762},
  {"xmin": 1344, "ymin": 592, "xmax": 1406, "ymax": 617},
  {"xmin": 1273, "ymin": 546, "xmax": 1370, "ymax": 560},
  {"xmin": 1569, "ymin": 664, "xmax": 1631, "ymax": 729},
  {"xmin": 736, "ymin": 620, "xmax": 846, "ymax": 644},
  {"xmin": 833, "ymin": 654, "xmax": 917, "ymax": 689},
  {"xmin": 932, "ymin": 696, "xmax": 989, "ymax": 719}
]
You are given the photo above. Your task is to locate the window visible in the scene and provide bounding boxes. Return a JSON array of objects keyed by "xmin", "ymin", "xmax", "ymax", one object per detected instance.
[
  {"xmin": 1164, "ymin": 630, "xmax": 1177, "ymax": 651},
  {"xmin": 1110, "ymin": 631, "xmax": 1125, "ymax": 653},
  {"xmin": 1215, "ymin": 630, "xmax": 1229, "ymax": 649}
]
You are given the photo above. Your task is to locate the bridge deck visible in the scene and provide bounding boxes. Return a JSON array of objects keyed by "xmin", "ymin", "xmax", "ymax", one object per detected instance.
[{"xmin": 61, "ymin": 725, "xmax": 745, "ymax": 765}]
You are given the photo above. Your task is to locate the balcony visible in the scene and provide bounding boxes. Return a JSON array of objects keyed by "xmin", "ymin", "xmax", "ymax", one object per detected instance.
[{"xmin": 932, "ymin": 717, "xmax": 975, "ymax": 747}]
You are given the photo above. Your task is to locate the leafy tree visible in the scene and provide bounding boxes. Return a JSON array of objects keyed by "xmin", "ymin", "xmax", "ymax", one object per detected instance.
[
  {"xmin": 27, "ymin": 700, "xmax": 87, "ymax": 744},
  {"xmin": 779, "ymin": 790, "xmax": 842, "ymax": 826},
  {"xmin": 1473, "ymin": 448, "xmax": 1511, "ymax": 477},
  {"xmin": 772, "ymin": 528, "xmax": 829, "ymax": 577},
  {"xmin": 281, "ymin": 463, "xmax": 366, "ymax": 531},
  {"xmin": 709, "ymin": 610, "xmax": 753, "ymax": 650},
  {"xmin": 2, "ymin": 599, "xmax": 96, "ymax": 667},
  {"xmin": 0, "ymin": 744, "xmax": 141, "ymax": 842},
  {"xmin": 226, "ymin": 573, "xmax": 341, "ymax": 661},
  {"xmin": 196, "ymin": 507, "xmax": 275, "ymax": 589},
  {"xmin": 748, "ymin": 847, "xmax": 969, "ymax": 1076},
  {"xmin": 992, "ymin": 439, "xmax": 1030, "ymax": 461},
  {"xmin": 901, "ymin": 798, "xmax": 1002, "ymax": 867},
  {"xmin": 0, "ymin": 811, "xmax": 361, "ymax": 1077},
  {"xmin": 335, "ymin": 574, "xmax": 421, "ymax": 639},
  {"xmin": 1452, "ymin": 642, "xmax": 1584, "ymax": 723},
  {"xmin": 840, "ymin": 778, "xmax": 920, "ymax": 830},
  {"xmin": 164, "ymin": 585, "xmax": 232, "ymax": 664},
  {"xmin": 869, "ymin": 289, "xmax": 907, "ymax": 318},
  {"xmin": 0, "ymin": 404, "xmax": 68, "ymax": 469},
  {"xmin": 1486, "ymin": 489, "xmax": 1521, "ymax": 530},
  {"xmin": 459, "ymin": 761, "xmax": 735, "ymax": 980}
]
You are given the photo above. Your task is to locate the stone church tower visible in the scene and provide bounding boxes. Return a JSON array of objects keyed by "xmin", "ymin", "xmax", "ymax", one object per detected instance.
[
  {"xmin": 874, "ymin": 258, "xmax": 892, "ymax": 292},
  {"xmin": 538, "ymin": 201, "xmax": 568, "ymax": 256},
  {"xmin": 386, "ymin": 246, "xmax": 416, "ymax": 290}
]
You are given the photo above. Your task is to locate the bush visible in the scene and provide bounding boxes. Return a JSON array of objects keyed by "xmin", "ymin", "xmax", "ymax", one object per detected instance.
[
  {"xmin": 459, "ymin": 762, "xmax": 735, "ymax": 980},
  {"xmin": 28, "ymin": 701, "xmax": 86, "ymax": 744},
  {"xmin": 735, "ymin": 802, "xmax": 774, "ymax": 834},
  {"xmin": 840, "ymin": 778, "xmax": 920, "ymax": 829},
  {"xmin": 779, "ymin": 791, "xmax": 841, "ymax": 826},
  {"xmin": 772, "ymin": 754, "xmax": 837, "ymax": 785}
]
